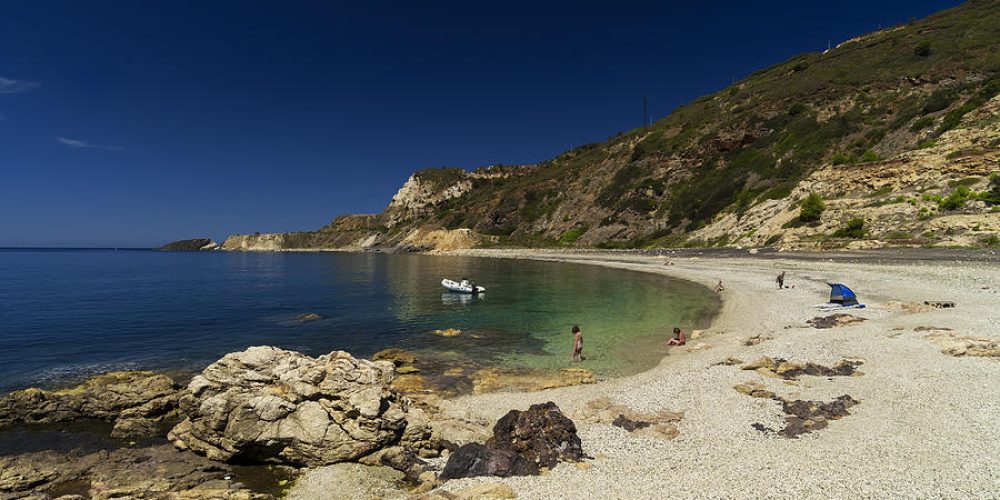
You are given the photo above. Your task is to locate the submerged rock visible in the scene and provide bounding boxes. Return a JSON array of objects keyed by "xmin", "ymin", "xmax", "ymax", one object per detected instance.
[
  {"xmin": 0, "ymin": 371, "xmax": 182, "ymax": 440},
  {"xmin": 168, "ymin": 346, "xmax": 437, "ymax": 467},
  {"xmin": 295, "ymin": 312, "xmax": 325, "ymax": 322}
]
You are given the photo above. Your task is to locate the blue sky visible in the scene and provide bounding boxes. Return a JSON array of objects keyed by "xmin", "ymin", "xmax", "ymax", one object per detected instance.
[{"xmin": 0, "ymin": 0, "xmax": 963, "ymax": 247}]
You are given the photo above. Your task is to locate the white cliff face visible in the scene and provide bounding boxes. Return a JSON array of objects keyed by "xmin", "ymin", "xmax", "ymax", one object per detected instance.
[
  {"xmin": 385, "ymin": 174, "xmax": 473, "ymax": 228},
  {"xmin": 220, "ymin": 233, "xmax": 288, "ymax": 251}
]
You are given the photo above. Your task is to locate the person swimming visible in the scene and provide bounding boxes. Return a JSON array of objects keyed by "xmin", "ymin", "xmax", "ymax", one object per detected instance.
[
  {"xmin": 571, "ymin": 325, "xmax": 584, "ymax": 361},
  {"xmin": 667, "ymin": 327, "xmax": 686, "ymax": 346}
]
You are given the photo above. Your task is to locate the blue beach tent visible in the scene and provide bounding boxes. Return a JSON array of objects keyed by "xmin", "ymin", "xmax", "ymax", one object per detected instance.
[{"xmin": 827, "ymin": 283, "xmax": 859, "ymax": 307}]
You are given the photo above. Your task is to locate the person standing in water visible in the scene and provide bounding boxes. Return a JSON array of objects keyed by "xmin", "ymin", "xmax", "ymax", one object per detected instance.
[
  {"xmin": 571, "ymin": 325, "xmax": 584, "ymax": 362},
  {"xmin": 667, "ymin": 327, "xmax": 686, "ymax": 346}
]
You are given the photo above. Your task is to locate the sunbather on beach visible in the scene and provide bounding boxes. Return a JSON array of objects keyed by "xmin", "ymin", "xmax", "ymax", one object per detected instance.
[
  {"xmin": 715, "ymin": 280, "xmax": 725, "ymax": 293},
  {"xmin": 667, "ymin": 327, "xmax": 686, "ymax": 346}
]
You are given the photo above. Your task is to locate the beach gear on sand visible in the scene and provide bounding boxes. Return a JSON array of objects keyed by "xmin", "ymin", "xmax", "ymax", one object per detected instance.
[
  {"xmin": 441, "ymin": 278, "xmax": 486, "ymax": 294},
  {"xmin": 814, "ymin": 283, "xmax": 865, "ymax": 311}
]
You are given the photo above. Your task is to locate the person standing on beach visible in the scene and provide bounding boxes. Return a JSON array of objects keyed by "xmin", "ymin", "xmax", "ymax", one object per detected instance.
[
  {"xmin": 667, "ymin": 327, "xmax": 686, "ymax": 346},
  {"xmin": 776, "ymin": 271, "xmax": 786, "ymax": 289},
  {"xmin": 571, "ymin": 325, "xmax": 584, "ymax": 361}
]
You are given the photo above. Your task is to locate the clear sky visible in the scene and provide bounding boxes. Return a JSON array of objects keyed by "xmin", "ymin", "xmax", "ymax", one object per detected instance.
[{"xmin": 0, "ymin": 0, "xmax": 963, "ymax": 247}]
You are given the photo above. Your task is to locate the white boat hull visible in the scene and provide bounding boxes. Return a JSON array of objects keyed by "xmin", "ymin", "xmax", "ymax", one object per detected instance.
[{"xmin": 441, "ymin": 279, "xmax": 485, "ymax": 294}]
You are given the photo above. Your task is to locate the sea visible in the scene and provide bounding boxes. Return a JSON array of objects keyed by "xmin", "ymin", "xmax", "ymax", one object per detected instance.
[{"xmin": 0, "ymin": 248, "xmax": 720, "ymax": 394}]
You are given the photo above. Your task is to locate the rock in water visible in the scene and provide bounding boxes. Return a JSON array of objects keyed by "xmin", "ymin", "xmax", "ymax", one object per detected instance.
[
  {"xmin": 168, "ymin": 346, "xmax": 423, "ymax": 466},
  {"xmin": 0, "ymin": 371, "xmax": 181, "ymax": 439},
  {"xmin": 438, "ymin": 443, "xmax": 539, "ymax": 480},
  {"xmin": 486, "ymin": 401, "xmax": 585, "ymax": 468}
]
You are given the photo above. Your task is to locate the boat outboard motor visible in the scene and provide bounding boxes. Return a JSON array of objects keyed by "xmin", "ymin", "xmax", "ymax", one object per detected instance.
[{"xmin": 470, "ymin": 282, "xmax": 479, "ymax": 295}]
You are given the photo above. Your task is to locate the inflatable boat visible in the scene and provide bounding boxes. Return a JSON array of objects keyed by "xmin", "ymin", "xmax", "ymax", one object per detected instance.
[{"xmin": 441, "ymin": 278, "xmax": 486, "ymax": 294}]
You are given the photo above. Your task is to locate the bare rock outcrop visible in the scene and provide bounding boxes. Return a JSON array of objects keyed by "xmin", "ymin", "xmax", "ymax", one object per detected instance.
[
  {"xmin": 167, "ymin": 346, "xmax": 437, "ymax": 467},
  {"xmin": 0, "ymin": 371, "xmax": 182, "ymax": 439},
  {"xmin": 439, "ymin": 401, "xmax": 584, "ymax": 480}
]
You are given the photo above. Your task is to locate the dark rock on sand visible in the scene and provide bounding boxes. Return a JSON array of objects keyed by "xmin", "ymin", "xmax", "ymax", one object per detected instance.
[
  {"xmin": 740, "ymin": 357, "xmax": 863, "ymax": 380},
  {"xmin": 0, "ymin": 371, "xmax": 182, "ymax": 440},
  {"xmin": 168, "ymin": 346, "xmax": 438, "ymax": 467},
  {"xmin": 806, "ymin": 313, "xmax": 866, "ymax": 329},
  {"xmin": 611, "ymin": 414, "xmax": 651, "ymax": 431},
  {"xmin": 159, "ymin": 238, "xmax": 218, "ymax": 251},
  {"xmin": 750, "ymin": 395, "xmax": 860, "ymax": 438},
  {"xmin": 438, "ymin": 443, "xmax": 539, "ymax": 481},
  {"xmin": 778, "ymin": 395, "xmax": 860, "ymax": 438},
  {"xmin": 486, "ymin": 402, "xmax": 585, "ymax": 469}
]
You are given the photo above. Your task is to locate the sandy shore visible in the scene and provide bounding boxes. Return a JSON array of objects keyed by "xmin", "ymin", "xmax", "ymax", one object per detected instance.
[{"xmin": 427, "ymin": 249, "xmax": 1000, "ymax": 499}]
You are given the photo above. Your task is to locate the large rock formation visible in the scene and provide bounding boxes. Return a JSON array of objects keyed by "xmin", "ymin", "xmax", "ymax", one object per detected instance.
[
  {"xmin": 159, "ymin": 238, "xmax": 219, "ymax": 251},
  {"xmin": 439, "ymin": 401, "xmax": 584, "ymax": 480},
  {"xmin": 168, "ymin": 346, "xmax": 435, "ymax": 467},
  {"xmin": 0, "ymin": 371, "xmax": 182, "ymax": 439}
]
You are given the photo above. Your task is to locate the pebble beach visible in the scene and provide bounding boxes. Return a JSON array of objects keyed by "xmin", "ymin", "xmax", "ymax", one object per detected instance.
[{"xmin": 425, "ymin": 249, "xmax": 1000, "ymax": 499}]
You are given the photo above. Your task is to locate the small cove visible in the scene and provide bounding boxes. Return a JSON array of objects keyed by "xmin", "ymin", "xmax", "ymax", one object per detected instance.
[{"xmin": 0, "ymin": 249, "xmax": 720, "ymax": 393}]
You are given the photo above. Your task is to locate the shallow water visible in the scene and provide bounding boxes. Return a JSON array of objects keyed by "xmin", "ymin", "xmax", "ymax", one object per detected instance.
[{"xmin": 0, "ymin": 249, "xmax": 719, "ymax": 393}]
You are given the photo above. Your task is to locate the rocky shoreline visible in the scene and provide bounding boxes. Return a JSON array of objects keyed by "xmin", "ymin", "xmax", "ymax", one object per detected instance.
[{"xmin": 3, "ymin": 249, "xmax": 998, "ymax": 499}]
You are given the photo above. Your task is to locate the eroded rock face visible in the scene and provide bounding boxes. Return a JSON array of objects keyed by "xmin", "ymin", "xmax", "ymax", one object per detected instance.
[
  {"xmin": 0, "ymin": 371, "xmax": 182, "ymax": 440},
  {"xmin": 486, "ymin": 402, "xmax": 585, "ymax": 469},
  {"xmin": 168, "ymin": 346, "xmax": 430, "ymax": 467}
]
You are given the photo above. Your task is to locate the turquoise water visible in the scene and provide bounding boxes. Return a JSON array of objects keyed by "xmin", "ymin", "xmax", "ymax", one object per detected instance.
[{"xmin": 0, "ymin": 250, "xmax": 719, "ymax": 393}]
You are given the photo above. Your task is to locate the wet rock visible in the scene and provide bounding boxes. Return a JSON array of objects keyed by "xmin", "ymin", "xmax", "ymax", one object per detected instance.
[
  {"xmin": 438, "ymin": 443, "xmax": 539, "ymax": 480},
  {"xmin": 168, "ymin": 346, "xmax": 436, "ymax": 466},
  {"xmin": 295, "ymin": 313, "xmax": 324, "ymax": 322},
  {"xmin": 923, "ymin": 331, "xmax": 1000, "ymax": 357},
  {"xmin": 372, "ymin": 348, "xmax": 418, "ymax": 366},
  {"xmin": 486, "ymin": 402, "xmax": 585, "ymax": 468},
  {"xmin": 0, "ymin": 444, "xmax": 270, "ymax": 499},
  {"xmin": 806, "ymin": 314, "xmax": 866, "ymax": 329},
  {"xmin": 470, "ymin": 367, "xmax": 596, "ymax": 394},
  {"xmin": 0, "ymin": 371, "xmax": 182, "ymax": 440}
]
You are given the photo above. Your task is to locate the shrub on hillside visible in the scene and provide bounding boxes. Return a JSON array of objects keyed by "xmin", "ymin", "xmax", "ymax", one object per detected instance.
[
  {"xmin": 914, "ymin": 41, "xmax": 932, "ymax": 58},
  {"xmin": 799, "ymin": 193, "xmax": 826, "ymax": 223},
  {"xmin": 832, "ymin": 218, "xmax": 866, "ymax": 238}
]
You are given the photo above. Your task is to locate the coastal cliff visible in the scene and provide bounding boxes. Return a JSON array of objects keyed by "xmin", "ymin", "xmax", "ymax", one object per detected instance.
[{"xmin": 221, "ymin": 1, "xmax": 1000, "ymax": 252}]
